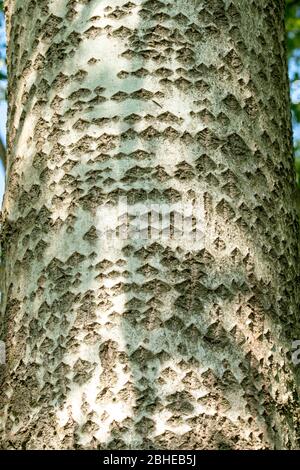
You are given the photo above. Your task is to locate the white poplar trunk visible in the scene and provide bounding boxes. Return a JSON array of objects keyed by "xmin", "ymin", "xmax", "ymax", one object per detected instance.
[{"xmin": 1, "ymin": 0, "xmax": 300, "ymax": 450}]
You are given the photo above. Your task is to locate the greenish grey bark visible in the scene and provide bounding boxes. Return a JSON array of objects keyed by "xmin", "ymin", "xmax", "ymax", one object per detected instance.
[{"xmin": 0, "ymin": 0, "xmax": 300, "ymax": 450}]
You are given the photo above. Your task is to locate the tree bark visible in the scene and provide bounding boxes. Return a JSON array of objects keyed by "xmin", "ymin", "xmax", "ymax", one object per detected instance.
[{"xmin": 1, "ymin": 0, "xmax": 300, "ymax": 450}]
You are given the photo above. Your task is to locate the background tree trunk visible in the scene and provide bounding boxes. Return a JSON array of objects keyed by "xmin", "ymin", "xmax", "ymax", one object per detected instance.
[
  {"xmin": 0, "ymin": 137, "xmax": 5, "ymax": 168},
  {"xmin": 1, "ymin": 0, "xmax": 300, "ymax": 450}
]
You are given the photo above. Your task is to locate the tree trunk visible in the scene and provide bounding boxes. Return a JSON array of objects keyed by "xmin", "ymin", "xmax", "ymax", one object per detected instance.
[{"xmin": 1, "ymin": 0, "xmax": 300, "ymax": 450}]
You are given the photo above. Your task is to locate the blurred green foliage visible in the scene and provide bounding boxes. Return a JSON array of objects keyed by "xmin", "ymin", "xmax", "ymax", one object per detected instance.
[
  {"xmin": 287, "ymin": 1, "xmax": 300, "ymax": 53},
  {"xmin": 286, "ymin": 0, "xmax": 300, "ymax": 186}
]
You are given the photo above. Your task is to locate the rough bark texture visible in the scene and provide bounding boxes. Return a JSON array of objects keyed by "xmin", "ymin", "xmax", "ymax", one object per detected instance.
[{"xmin": 1, "ymin": 0, "xmax": 300, "ymax": 450}]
